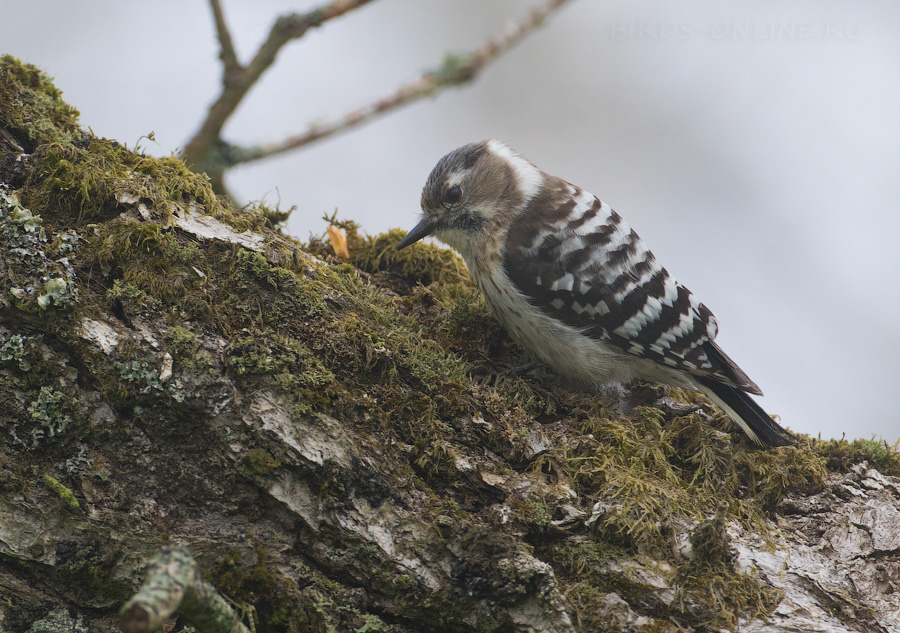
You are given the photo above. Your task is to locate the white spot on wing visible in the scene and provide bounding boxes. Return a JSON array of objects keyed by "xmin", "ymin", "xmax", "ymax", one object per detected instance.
[
  {"xmin": 614, "ymin": 307, "xmax": 653, "ymax": 339},
  {"xmin": 658, "ymin": 330, "xmax": 677, "ymax": 348},
  {"xmin": 660, "ymin": 277, "xmax": 679, "ymax": 306},
  {"xmin": 659, "ymin": 310, "xmax": 695, "ymax": 343},
  {"xmin": 550, "ymin": 273, "xmax": 575, "ymax": 292},
  {"xmin": 644, "ymin": 296, "xmax": 662, "ymax": 316}
]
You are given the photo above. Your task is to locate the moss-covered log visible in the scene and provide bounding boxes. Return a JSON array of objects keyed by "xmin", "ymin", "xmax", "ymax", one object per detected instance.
[{"xmin": 1, "ymin": 55, "xmax": 899, "ymax": 633}]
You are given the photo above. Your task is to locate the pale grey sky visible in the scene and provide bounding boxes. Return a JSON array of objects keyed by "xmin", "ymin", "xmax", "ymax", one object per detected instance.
[{"xmin": 5, "ymin": 0, "xmax": 899, "ymax": 441}]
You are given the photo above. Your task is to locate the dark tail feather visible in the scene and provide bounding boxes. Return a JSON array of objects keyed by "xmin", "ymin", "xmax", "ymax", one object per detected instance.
[{"xmin": 696, "ymin": 377, "xmax": 796, "ymax": 448}]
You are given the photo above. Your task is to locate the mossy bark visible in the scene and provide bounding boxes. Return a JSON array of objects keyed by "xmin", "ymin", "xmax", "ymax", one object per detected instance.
[{"xmin": 1, "ymin": 55, "xmax": 899, "ymax": 633}]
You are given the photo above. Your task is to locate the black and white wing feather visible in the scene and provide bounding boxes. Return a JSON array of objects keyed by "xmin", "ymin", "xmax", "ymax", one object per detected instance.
[{"xmin": 503, "ymin": 176, "xmax": 761, "ymax": 395}]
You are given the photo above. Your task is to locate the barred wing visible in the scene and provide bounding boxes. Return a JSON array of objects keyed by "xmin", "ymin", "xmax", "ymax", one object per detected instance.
[{"xmin": 503, "ymin": 177, "xmax": 761, "ymax": 394}]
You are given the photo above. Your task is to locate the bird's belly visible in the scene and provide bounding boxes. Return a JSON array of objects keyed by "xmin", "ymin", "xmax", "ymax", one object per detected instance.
[{"xmin": 475, "ymin": 267, "xmax": 645, "ymax": 387}]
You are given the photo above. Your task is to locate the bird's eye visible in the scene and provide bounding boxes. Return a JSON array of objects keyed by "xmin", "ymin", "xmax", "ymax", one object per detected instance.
[{"xmin": 445, "ymin": 185, "xmax": 462, "ymax": 205}]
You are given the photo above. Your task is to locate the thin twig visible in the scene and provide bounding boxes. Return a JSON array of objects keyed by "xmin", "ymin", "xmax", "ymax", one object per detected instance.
[
  {"xmin": 183, "ymin": 0, "xmax": 378, "ymax": 171},
  {"xmin": 209, "ymin": 0, "xmax": 241, "ymax": 78},
  {"xmin": 226, "ymin": 0, "xmax": 572, "ymax": 166}
]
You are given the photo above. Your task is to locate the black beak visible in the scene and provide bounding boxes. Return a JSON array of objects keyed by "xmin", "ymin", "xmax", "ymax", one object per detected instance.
[{"xmin": 396, "ymin": 216, "xmax": 437, "ymax": 250}]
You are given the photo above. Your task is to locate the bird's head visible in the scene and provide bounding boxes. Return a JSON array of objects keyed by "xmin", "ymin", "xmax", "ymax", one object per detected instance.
[{"xmin": 396, "ymin": 139, "xmax": 543, "ymax": 259}]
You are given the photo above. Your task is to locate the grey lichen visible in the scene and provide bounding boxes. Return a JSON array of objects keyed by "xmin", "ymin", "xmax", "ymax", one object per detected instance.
[
  {"xmin": 0, "ymin": 332, "xmax": 30, "ymax": 371},
  {"xmin": 9, "ymin": 386, "xmax": 75, "ymax": 449},
  {"xmin": 0, "ymin": 184, "xmax": 80, "ymax": 312},
  {"xmin": 27, "ymin": 608, "xmax": 88, "ymax": 633},
  {"xmin": 118, "ymin": 360, "xmax": 164, "ymax": 392}
]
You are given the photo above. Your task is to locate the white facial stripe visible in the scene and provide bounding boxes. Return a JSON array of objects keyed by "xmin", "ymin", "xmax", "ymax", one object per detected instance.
[
  {"xmin": 487, "ymin": 139, "xmax": 543, "ymax": 203},
  {"xmin": 447, "ymin": 170, "xmax": 467, "ymax": 187}
]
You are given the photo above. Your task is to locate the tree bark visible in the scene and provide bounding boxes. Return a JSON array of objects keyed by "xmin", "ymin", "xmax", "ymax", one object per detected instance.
[{"xmin": 1, "ymin": 56, "xmax": 898, "ymax": 633}]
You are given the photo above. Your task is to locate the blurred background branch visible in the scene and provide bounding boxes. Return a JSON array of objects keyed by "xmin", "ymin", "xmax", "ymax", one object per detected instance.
[
  {"xmin": 181, "ymin": 0, "xmax": 572, "ymax": 197},
  {"xmin": 208, "ymin": 0, "xmax": 240, "ymax": 76}
]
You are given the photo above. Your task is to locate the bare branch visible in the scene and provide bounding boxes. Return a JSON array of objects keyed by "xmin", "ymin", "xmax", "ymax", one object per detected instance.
[
  {"xmin": 241, "ymin": 0, "xmax": 379, "ymax": 96},
  {"xmin": 209, "ymin": 0, "xmax": 241, "ymax": 78},
  {"xmin": 183, "ymin": 0, "xmax": 378, "ymax": 172},
  {"xmin": 120, "ymin": 547, "xmax": 252, "ymax": 633},
  {"xmin": 221, "ymin": 0, "xmax": 573, "ymax": 166}
]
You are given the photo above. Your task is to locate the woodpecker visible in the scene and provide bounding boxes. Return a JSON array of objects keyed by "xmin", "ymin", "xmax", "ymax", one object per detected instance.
[{"xmin": 397, "ymin": 140, "xmax": 795, "ymax": 448}]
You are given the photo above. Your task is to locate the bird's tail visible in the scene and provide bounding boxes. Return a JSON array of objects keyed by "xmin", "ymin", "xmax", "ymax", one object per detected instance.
[{"xmin": 695, "ymin": 377, "xmax": 795, "ymax": 448}]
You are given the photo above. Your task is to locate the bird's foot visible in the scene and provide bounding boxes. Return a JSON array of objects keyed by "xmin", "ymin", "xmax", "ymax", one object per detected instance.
[
  {"xmin": 625, "ymin": 383, "xmax": 706, "ymax": 418},
  {"xmin": 500, "ymin": 358, "xmax": 544, "ymax": 377}
]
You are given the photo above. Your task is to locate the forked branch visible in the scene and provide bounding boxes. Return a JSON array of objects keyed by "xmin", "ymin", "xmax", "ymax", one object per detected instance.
[
  {"xmin": 229, "ymin": 0, "xmax": 572, "ymax": 166},
  {"xmin": 181, "ymin": 0, "xmax": 572, "ymax": 194},
  {"xmin": 182, "ymin": 0, "xmax": 378, "ymax": 174}
]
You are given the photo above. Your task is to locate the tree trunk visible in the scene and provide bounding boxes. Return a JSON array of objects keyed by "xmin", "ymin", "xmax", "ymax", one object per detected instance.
[{"xmin": 1, "ymin": 56, "xmax": 898, "ymax": 633}]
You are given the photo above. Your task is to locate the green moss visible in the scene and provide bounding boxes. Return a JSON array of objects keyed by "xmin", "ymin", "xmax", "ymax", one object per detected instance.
[
  {"xmin": 536, "ymin": 538, "xmax": 625, "ymax": 632},
  {"xmin": 163, "ymin": 325, "xmax": 199, "ymax": 358},
  {"xmin": 240, "ymin": 448, "xmax": 281, "ymax": 476},
  {"xmin": 674, "ymin": 564, "xmax": 782, "ymax": 631},
  {"xmin": 559, "ymin": 583, "xmax": 622, "ymax": 633},
  {"xmin": 162, "ymin": 326, "xmax": 215, "ymax": 372},
  {"xmin": 734, "ymin": 445, "xmax": 827, "ymax": 510},
  {"xmin": 225, "ymin": 333, "xmax": 334, "ymax": 386},
  {"xmin": 0, "ymin": 58, "xmax": 263, "ymax": 235},
  {"xmin": 42, "ymin": 475, "xmax": 80, "ymax": 510},
  {"xmin": 0, "ymin": 56, "xmax": 80, "ymax": 149},
  {"xmin": 92, "ymin": 220, "xmax": 165, "ymax": 263},
  {"xmin": 106, "ymin": 279, "xmax": 161, "ymax": 316},
  {"xmin": 307, "ymin": 215, "xmax": 473, "ymax": 304},
  {"xmin": 25, "ymin": 137, "xmax": 225, "ymax": 225},
  {"xmin": 88, "ymin": 220, "xmax": 211, "ymax": 314},
  {"xmin": 675, "ymin": 506, "xmax": 782, "ymax": 631},
  {"xmin": 521, "ymin": 397, "xmax": 822, "ymax": 628},
  {"xmin": 254, "ymin": 198, "xmax": 294, "ymax": 231},
  {"xmin": 816, "ymin": 437, "xmax": 900, "ymax": 477},
  {"xmin": 688, "ymin": 504, "xmax": 732, "ymax": 567}
]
